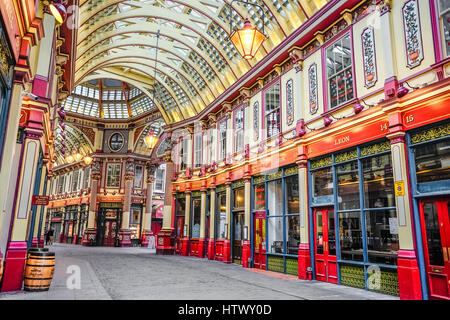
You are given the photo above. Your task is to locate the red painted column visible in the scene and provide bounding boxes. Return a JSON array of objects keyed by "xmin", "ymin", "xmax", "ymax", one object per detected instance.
[
  {"xmin": 119, "ymin": 160, "xmax": 134, "ymax": 248},
  {"xmin": 82, "ymin": 161, "xmax": 100, "ymax": 246},
  {"xmin": 223, "ymin": 239, "xmax": 231, "ymax": 264},
  {"xmin": 298, "ymin": 243, "xmax": 311, "ymax": 280},
  {"xmin": 142, "ymin": 164, "xmax": 156, "ymax": 247},
  {"xmin": 242, "ymin": 240, "xmax": 251, "ymax": 268},
  {"xmin": 207, "ymin": 238, "xmax": 215, "ymax": 260}
]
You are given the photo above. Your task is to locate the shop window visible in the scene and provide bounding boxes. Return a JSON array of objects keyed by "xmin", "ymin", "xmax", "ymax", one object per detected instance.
[
  {"xmin": 337, "ymin": 160, "xmax": 360, "ymax": 210},
  {"xmin": 285, "ymin": 175, "xmax": 300, "ymax": 254},
  {"xmin": 268, "ymin": 216, "xmax": 284, "ymax": 254},
  {"xmin": 267, "ymin": 180, "xmax": 283, "ymax": 216},
  {"xmin": 312, "ymin": 167, "xmax": 334, "ymax": 204},
  {"xmin": 326, "ymin": 34, "xmax": 354, "ymax": 108},
  {"xmin": 264, "ymin": 82, "xmax": 281, "ymax": 139},
  {"xmin": 134, "ymin": 165, "xmax": 143, "ymax": 189},
  {"xmin": 254, "ymin": 183, "xmax": 265, "ymax": 210},
  {"xmin": 423, "ymin": 202, "xmax": 445, "ymax": 266},
  {"xmin": 286, "ymin": 176, "xmax": 299, "ymax": 214},
  {"xmin": 218, "ymin": 119, "xmax": 227, "ymax": 161},
  {"xmin": 216, "ymin": 192, "xmax": 227, "ymax": 239},
  {"xmin": 191, "ymin": 198, "xmax": 201, "ymax": 238},
  {"xmin": 362, "ymin": 154, "xmax": 395, "ymax": 208},
  {"xmin": 438, "ymin": 0, "xmax": 450, "ymax": 57},
  {"xmin": 129, "ymin": 208, "xmax": 141, "ymax": 240},
  {"xmin": 233, "ymin": 187, "xmax": 245, "ymax": 209},
  {"xmin": 339, "ymin": 211, "xmax": 363, "ymax": 262},
  {"xmin": 365, "ymin": 210, "xmax": 399, "ymax": 265},
  {"xmin": 414, "ymin": 139, "xmax": 450, "ymax": 192},
  {"xmin": 106, "ymin": 163, "xmax": 121, "ymax": 188},
  {"xmin": 234, "ymin": 107, "xmax": 244, "ymax": 153},
  {"xmin": 286, "ymin": 215, "xmax": 300, "ymax": 255},
  {"xmin": 194, "ymin": 133, "xmax": 202, "ymax": 169}
]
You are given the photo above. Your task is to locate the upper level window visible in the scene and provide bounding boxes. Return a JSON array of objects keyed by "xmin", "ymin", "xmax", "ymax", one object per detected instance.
[
  {"xmin": 154, "ymin": 164, "xmax": 166, "ymax": 193},
  {"xmin": 179, "ymin": 138, "xmax": 189, "ymax": 171},
  {"xmin": 438, "ymin": 0, "xmax": 450, "ymax": 57},
  {"xmin": 71, "ymin": 170, "xmax": 79, "ymax": 192},
  {"xmin": 218, "ymin": 119, "xmax": 227, "ymax": 161},
  {"xmin": 106, "ymin": 163, "xmax": 121, "ymax": 188},
  {"xmin": 57, "ymin": 175, "xmax": 65, "ymax": 194},
  {"xmin": 234, "ymin": 107, "xmax": 244, "ymax": 153},
  {"xmin": 134, "ymin": 165, "xmax": 143, "ymax": 189},
  {"xmin": 264, "ymin": 82, "xmax": 281, "ymax": 139},
  {"xmin": 194, "ymin": 133, "xmax": 202, "ymax": 169},
  {"xmin": 83, "ymin": 167, "xmax": 90, "ymax": 189},
  {"xmin": 208, "ymin": 128, "xmax": 215, "ymax": 165},
  {"xmin": 326, "ymin": 34, "xmax": 354, "ymax": 108}
]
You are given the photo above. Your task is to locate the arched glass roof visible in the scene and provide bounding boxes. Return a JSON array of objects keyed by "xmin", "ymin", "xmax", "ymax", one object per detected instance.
[
  {"xmin": 75, "ymin": 0, "xmax": 330, "ymax": 124},
  {"xmin": 61, "ymin": 78, "xmax": 157, "ymax": 119}
]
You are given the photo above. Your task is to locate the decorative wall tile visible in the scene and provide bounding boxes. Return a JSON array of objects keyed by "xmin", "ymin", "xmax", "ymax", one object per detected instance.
[
  {"xmin": 361, "ymin": 27, "xmax": 378, "ymax": 88},
  {"xmin": 286, "ymin": 79, "xmax": 294, "ymax": 125},
  {"xmin": 308, "ymin": 64, "xmax": 318, "ymax": 114},
  {"xmin": 402, "ymin": 0, "xmax": 424, "ymax": 68}
]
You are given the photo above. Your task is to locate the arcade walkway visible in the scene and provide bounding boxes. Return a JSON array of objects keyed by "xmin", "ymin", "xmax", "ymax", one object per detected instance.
[{"xmin": 0, "ymin": 244, "xmax": 398, "ymax": 300}]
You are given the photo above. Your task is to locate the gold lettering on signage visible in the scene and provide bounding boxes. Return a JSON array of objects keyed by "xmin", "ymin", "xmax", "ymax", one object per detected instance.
[
  {"xmin": 380, "ymin": 123, "xmax": 388, "ymax": 132},
  {"xmin": 335, "ymin": 136, "xmax": 350, "ymax": 145},
  {"xmin": 406, "ymin": 114, "xmax": 414, "ymax": 124}
]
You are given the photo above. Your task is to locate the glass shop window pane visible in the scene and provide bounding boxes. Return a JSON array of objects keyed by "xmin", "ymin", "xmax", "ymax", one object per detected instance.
[
  {"xmin": 106, "ymin": 164, "xmax": 121, "ymax": 187},
  {"xmin": 216, "ymin": 193, "xmax": 227, "ymax": 239},
  {"xmin": 191, "ymin": 199, "xmax": 201, "ymax": 238},
  {"xmin": 268, "ymin": 216, "xmax": 284, "ymax": 254},
  {"xmin": 233, "ymin": 187, "xmax": 245, "ymax": 209},
  {"xmin": 267, "ymin": 180, "xmax": 283, "ymax": 216},
  {"xmin": 362, "ymin": 154, "xmax": 395, "ymax": 208},
  {"xmin": 285, "ymin": 175, "xmax": 299, "ymax": 214},
  {"xmin": 286, "ymin": 215, "xmax": 300, "ymax": 255},
  {"xmin": 337, "ymin": 161, "xmax": 360, "ymax": 210},
  {"xmin": 328, "ymin": 209, "xmax": 336, "ymax": 256},
  {"xmin": 423, "ymin": 202, "xmax": 444, "ymax": 266},
  {"xmin": 254, "ymin": 183, "xmax": 265, "ymax": 211},
  {"xmin": 365, "ymin": 210, "xmax": 399, "ymax": 265},
  {"xmin": 176, "ymin": 198, "xmax": 186, "ymax": 216},
  {"xmin": 339, "ymin": 211, "xmax": 363, "ymax": 262},
  {"xmin": 415, "ymin": 140, "xmax": 450, "ymax": 191},
  {"xmin": 264, "ymin": 83, "xmax": 281, "ymax": 139},
  {"xmin": 312, "ymin": 167, "xmax": 334, "ymax": 204}
]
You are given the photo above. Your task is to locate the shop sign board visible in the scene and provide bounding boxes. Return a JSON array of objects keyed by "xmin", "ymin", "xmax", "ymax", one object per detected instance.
[
  {"xmin": 395, "ymin": 181, "xmax": 405, "ymax": 196},
  {"xmin": 32, "ymin": 195, "xmax": 49, "ymax": 205}
]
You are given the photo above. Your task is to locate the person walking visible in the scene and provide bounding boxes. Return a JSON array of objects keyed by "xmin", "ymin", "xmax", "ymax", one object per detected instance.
[{"xmin": 47, "ymin": 228, "xmax": 54, "ymax": 245}]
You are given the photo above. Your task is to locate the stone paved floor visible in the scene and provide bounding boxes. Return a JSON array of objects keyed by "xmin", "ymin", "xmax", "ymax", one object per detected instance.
[{"xmin": 0, "ymin": 244, "xmax": 399, "ymax": 300}]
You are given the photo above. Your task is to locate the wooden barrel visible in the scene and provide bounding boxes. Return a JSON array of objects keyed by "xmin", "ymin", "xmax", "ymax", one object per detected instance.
[
  {"xmin": 27, "ymin": 248, "xmax": 48, "ymax": 258},
  {"xmin": 23, "ymin": 251, "xmax": 55, "ymax": 292}
]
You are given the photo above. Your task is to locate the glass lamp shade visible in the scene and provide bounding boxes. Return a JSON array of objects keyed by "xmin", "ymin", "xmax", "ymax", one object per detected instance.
[
  {"xmin": 143, "ymin": 131, "xmax": 159, "ymax": 149},
  {"xmin": 49, "ymin": 2, "xmax": 67, "ymax": 25},
  {"xmin": 230, "ymin": 18, "xmax": 266, "ymax": 60},
  {"xmin": 74, "ymin": 152, "xmax": 83, "ymax": 162},
  {"xmin": 83, "ymin": 155, "xmax": 93, "ymax": 165},
  {"xmin": 65, "ymin": 154, "xmax": 74, "ymax": 163}
]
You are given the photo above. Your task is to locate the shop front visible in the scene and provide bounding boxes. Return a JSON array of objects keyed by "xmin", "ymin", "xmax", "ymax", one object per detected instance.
[
  {"xmin": 130, "ymin": 204, "xmax": 143, "ymax": 246},
  {"xmin": 309, "ymin": 139, "xmax": 400, "ymax": 296},
  {"xmin": 408, "ymin": 121, "xmax": 450, "ymax": 300},
  {"xmin": 253, "ymin": 166, "xmax": 300, "ymax": 276},
  {"xmin": 189, "ymin": 191, "xmax": 202, "ymax": 257},
  {"xmin": 214, "ymin": 185, "xmax": 227, "ymax": 261},
  {"xmin": 97, "ymin": 203, "xmax": 122, "ymax": 247},
  {"xmin": 231, "ymin": 180, "xmax": 245, "ymax": 265},
  {"xmin": 174, "ymin": 194, "xmax": 186, "ymax": 254}
]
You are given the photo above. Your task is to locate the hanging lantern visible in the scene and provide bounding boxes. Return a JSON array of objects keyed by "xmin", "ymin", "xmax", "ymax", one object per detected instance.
[
  {"xmin": 83, "ymin": 155, "xmax": 93, "ymax": 165},
  {"xmin": 143, "ymin": 130, "xmax": 159, "ymax": 150},
  {"xmin": 230, "ymin": 18, "xmax": 266, "ymax": 60},
  {"xmin": 65, "ymin": 154, "xmax": 74, "ymax": 163},
  {"xmin": 49, "ymin": 1, "xmax": 67, "ymax": 25},
  {"xmin": 74, "ymin": 151, "xmax": 83, "ymax": 162},
  {"xmin": 59, "ymin": 122, "xmax": 66, "ymax": 131}
]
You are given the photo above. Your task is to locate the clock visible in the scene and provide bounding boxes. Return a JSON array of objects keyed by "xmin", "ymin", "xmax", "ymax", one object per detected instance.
[{"xmin": 109, "ymin": 132, "xmax": 124, "ymax": 152}]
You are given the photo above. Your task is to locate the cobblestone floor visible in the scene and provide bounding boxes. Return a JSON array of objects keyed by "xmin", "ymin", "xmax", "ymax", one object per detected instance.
[{"xmin": 0, "ymin": 244, "xmax": 398, "ymax": 300}]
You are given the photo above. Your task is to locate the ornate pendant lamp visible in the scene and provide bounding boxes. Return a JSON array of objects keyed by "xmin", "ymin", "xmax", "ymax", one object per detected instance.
[
  {"xmin": 83, "ymin": 154, "xmax": 93, "ymax": 165},
  {"xmin": 65, "ymin": 154, "xmax": 74, "ymax": 163},
  {"xmin": 228, "ymin": 1, "xmax": 267, "ymax": 60},
  {"xmin": 144, "ymin": 130, "xmax": 159, "ymax": 150},
  {"xmin": 74, "ymin": 150, "xmax": 83, "ymax": 162}
]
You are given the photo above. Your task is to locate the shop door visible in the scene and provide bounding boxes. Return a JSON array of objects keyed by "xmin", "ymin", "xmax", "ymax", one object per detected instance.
[
  {"xmin": 103, "ymin": 220, "xmax": 118, "ymax": 247},
  {"xmin": 419, "ymin": 199, "xmax": 450, "ymax": 300},
  {"xmin": 313, "ymin": 208, "xmax": 337, "ymax": 283},
  {"xmin": 175, "ymin": 216, "xmax": 184, "ymax": 254},
  {"xmin": 233, "ymin": 212, "xmax": 244, "ymax": 264},
  {"xmin": 254, "ymin": 212, "xmax": 266, "ymax": 269}
]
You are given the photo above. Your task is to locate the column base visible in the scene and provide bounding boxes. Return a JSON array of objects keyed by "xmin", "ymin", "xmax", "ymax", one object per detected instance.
[
  {"xmin": 298, "ymin": 243, "xmax": 312, "ymax": 280},
  {"xmin": 223, "ymin": 239, "xmax": 231, "ymax": 264},
  {"xmin": 397, "ymin": 249, "xmax": 423, "ymax": 300},
  {"xmin": 58, "ymin": 233, "xmax": 63, "ymax": 243},
  {"xmin": 242, "ymin": 240, "xmax": 251, "ymax": 268},
  {"xmin": 119, "ymin": 230, "xmax": 132, "ymax": 247},
  {"xmin": 181, "ymin": 237, "xmax": 190, "ymax": 256},
  {"xmin": 142, "ymin": 230, "xmax": 154, "ymax": 248},
  {"xmin": 0, "ymin": 241, "xmax": 27, "ymax": 292},
  {"xmin": 82, "ymin": 229, "xmax": 97, "ymax": 246},
  {"xmin": 155, "ymin": 230, "xmax": 175, "ymax": 255},
  {"xmin": 31, "ymin": 237, "xmax": 39, "ymax": 248},
  {"xmin": 39, "ymin": 237, "xmax": 45, "ymax": 248},
  {"xmin": 207, "ymin": 239, "xmax": 215, "ymax": 260},
  {"xmin": 198, "ymin": 238, "xmax": 205, "ymax": 258}
]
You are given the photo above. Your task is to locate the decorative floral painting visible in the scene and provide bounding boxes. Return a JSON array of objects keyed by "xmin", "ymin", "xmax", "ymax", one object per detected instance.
[
  {"xmin": 286, "ymin": 79, "xmax": 294, "ymax": 125},
  {"xmin": 402, "ymin": 0, "xmax": 424, "ymax": 68},
  {"xmin": 308, "ymin": 64, "xmax": 318, "ymax": 114},
  {"xmin": 361, "ymin": 27, "xmax": 377, "ymax": 88}
]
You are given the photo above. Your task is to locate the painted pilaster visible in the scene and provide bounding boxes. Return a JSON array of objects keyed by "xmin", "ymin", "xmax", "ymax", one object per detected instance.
[
  {"xmin": 297, "ymin": 145, "xmax": 311, "ymax": 280},
  {"xmin": 387, "ymin": 112, "xmax": 422, "ymax": 300},
  {"xmin": 207, "ymin": 185, "xmax": 216, "ymax": 260},
  {"xmin": 82, "ymin": 159, "xmax": 100, "ymax": 246},
  {"xmin": 198, "ymin": 188, "xmax": 207, "ymax": 258},
  {"xmin": 241, "ymin": 177, "xmax": 251, "ymax": 268},
  {"xmin": 182, "ymin": 190, "xmax": 191, "ymax": 256},
  {"xmin": 32, "ymin": 164, "xmax": 47, "ymax": 247},
  {"xmin": 142, "ymin": 163, "xmax": 156, "ymax": 247},
  {"xmin": 223, "ymin": 182, "xmax": 232, "ymax": 264},
  {"xmin": 119, "ymin": 158, "xmax": 134, "ymax": 247}
]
